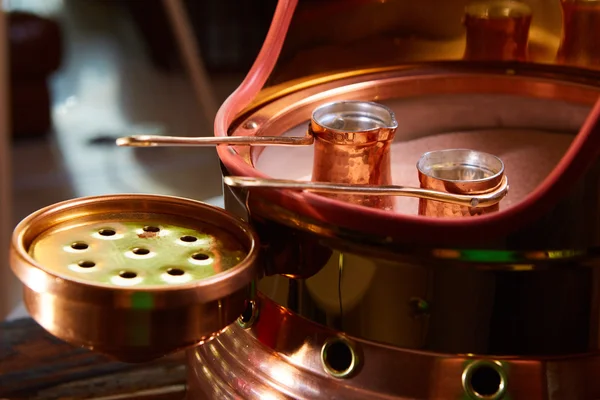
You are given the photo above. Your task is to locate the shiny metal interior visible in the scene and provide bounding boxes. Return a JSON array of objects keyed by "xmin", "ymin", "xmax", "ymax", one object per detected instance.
[
  {"xmin": 417, "ymin": 149, "xmax": 504, "ymax": 184},
  {"xmin": 312, "ymin": 101, "xmax": 398, "ymax": 133}
]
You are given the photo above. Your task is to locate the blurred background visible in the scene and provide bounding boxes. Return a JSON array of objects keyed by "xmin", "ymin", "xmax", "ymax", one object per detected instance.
[{"xmin": 0, "ymin": 0, "xmax": 276, "ymax": 319}]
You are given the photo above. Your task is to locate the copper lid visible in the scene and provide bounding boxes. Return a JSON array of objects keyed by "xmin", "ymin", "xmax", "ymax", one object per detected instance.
[{"xmin": 10, "ymin": 194, "xmax": 259, "ymax": 362}]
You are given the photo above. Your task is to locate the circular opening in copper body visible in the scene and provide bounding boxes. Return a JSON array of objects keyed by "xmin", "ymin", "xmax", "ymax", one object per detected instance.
[
  {"xmin": 462, "ymin": 360, "xmax": 507, "ymax": 399},
  {"xmin": 417, "ymin": 149, "xmax": 504, "ymax": 185},
  {"xmin": 77, "ymin": 260, "xmax": 95, "ymax": 268},
  {"xmin": 71, "ymin": 242, "xmax": 88, "ymax": 250},
  {"xmin": 321, "ymin": 338, "xmax": 359, "ymax": 379},
  {"xmin": 238, "ymin": 300, "xmax": 259, "ymax": 329},
  {"xmin": 465, "ymin": 1, "xmax": 532, "ymax": 19},
  {"xmin": 180, "ymin": 235, "xmax": 198, "ymax": 242},
  {"xmin": 98, "ymin": 228, "xmax": 116, "ymax": 237},
  {"xmin": 312, "ymin": 101, "xmax": 398, "ymax": 133},
  {"xmin": 143, "ymin": 225, "xmax": 160, "ymax": 233}
]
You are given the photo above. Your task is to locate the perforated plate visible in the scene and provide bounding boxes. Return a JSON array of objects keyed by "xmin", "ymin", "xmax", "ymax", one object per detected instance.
[
  {"xmin": 30, "ymin": 219, "xmax": 248, "ymax": 288},
  {"xmin": 10, "ymin": 194, "xmax": 259, "ymax": 362}
]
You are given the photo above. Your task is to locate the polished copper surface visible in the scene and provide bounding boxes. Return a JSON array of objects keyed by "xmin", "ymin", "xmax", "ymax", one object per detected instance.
[
  {"xmin": 557, "ymin": 0, "xmax": 600, "ymax": 67},
  {"xmin": 226, "ymin": 65, "xmax": 600, "ymax": 247},
  {"xmin": 212, "ymin": 0, "xmax": 600, "ymax": 245},
  {"xmin": 115, "ymin": 133, "xmax": 315, "ymax": 147},
  {"xmin": 187, "ymin": 293, "xmax": 600, "ymax": 399},
  {"xmin": 463, "ymin": 1, "xmax": 533, "ymax": 61},
  {"xmin": 10, "ymin": 194, "xmax": 259, "ymax": 362},
  {"xmin": 221, "ymin": 184, "xmax": 600, "ymax": 354},
  {"xmin": 417, "ymin": 149, "xmax": 506, "ymax": 217},
  {"xmin": 216, "ymin": 63, "xmax": 600, "ymax": 356},
  {"xmin": 217, "ymin": 61, "xmax": 600, "ymax": 353},
  {"xmin": 310, "ymin": 101, "xmax": 398, "ymax": 209}
]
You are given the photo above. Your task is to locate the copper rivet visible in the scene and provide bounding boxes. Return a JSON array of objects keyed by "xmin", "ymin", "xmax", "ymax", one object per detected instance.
[{"xmin": 243, "ymin": 120, "xmax": 259, "ymax": 130}]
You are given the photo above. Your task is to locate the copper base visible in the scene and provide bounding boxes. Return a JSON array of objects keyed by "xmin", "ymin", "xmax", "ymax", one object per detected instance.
[{"xmin": 187, "ymin": 293, "xmax": 600, "ymax": 400}]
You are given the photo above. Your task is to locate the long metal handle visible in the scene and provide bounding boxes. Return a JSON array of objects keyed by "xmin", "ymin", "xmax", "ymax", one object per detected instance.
[
  {"xmin": 223, "ymin": 176, "xmax": 509, "ymax": 208},
  {"xmin": 116, "ymin": 135, "xmax": 314, "ymax": 147}
]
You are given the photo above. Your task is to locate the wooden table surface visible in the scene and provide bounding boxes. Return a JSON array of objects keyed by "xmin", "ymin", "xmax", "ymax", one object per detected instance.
[{"xmin": 0, "ymin": 318, "xmax": 187, "ymax": 399}]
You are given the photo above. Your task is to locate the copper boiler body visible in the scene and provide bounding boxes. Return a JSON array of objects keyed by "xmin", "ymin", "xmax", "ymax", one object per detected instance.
[
  {"xmin": 212, "ymin": 62, "xmax": 600, "ymax": 399},
  {"xmin": 187, "ymin": 293, "xmax": 600, "ymax": 399}
]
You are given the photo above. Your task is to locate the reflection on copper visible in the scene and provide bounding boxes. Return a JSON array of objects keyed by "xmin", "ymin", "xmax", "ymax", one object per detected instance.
[
  {"xmin": 417, "ymin": 149, "xmax": 506, "ymax": 218},
  {"xmin": 463, "ymin": 1, "xmax": 532, "ymax": 61},
  {"xmin": 10, "ymin": 194, "xmax": 260, "ymax": 362},
  {"xmin": 557, "ymin": 0, "xmax": 600, "ymax": 67},
  {"xmin": 187, "ymin": 293, "xmax": 600, "ymax": 399},
  {"xmin": 248, "ymin": 208, "xmax": 333, "ymax": 279},
  {"xmin": 310, "ymin": 101, "xmax": 398, "ymax": 210}
]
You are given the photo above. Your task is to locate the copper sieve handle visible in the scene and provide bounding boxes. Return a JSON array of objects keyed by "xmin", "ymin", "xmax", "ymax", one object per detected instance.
[
  {"xmin": 224, "ymin": 176, "xmax": 509, "ymax": 209},
  {"xmin": 116, "ymin": 134, "xmax": 314, "ymax": 147}
]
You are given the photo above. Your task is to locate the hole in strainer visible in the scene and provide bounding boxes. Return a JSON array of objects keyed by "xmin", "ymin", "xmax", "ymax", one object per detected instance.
[
  {"xmin": 192, "ymin": 253, "xmax": 209, "ymax": 261},
  {"xmin": 132, "ymin": 248, "xmax": 150, "ymax": 255},
  {"xmin": 180, "ymin": 235, "xmax": 197, "ymax": 242},
  {"xmin": 119, "ymin": 271, "xmax": 137, "ymax": 279},
  {"xmin": 71, "ymin": 242, "xmax": 89, "ymax": 250},
  {"xmin": 99, "ymin": 228, "xmax": 116, "ymax": 236},
  {"xmin": 143, "ymin": 226, "xmax": 160, "ymax": 233},
  {"xmin": 78, "ymin": 261, "xmax": 95, "ymax": 268},
  {"xmin": 167, "ymin": 268, "xmax": 185, "ymax": 276}
]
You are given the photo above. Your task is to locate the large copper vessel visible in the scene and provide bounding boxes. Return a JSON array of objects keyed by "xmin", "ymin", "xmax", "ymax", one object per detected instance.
[{"xmin": 9, "ymin": 0, "xmax": 600, "ymax": 399}]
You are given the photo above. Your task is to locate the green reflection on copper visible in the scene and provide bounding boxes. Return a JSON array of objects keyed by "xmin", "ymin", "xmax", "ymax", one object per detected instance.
[
  {"xmin": 131, "ymin": 292, "xmax": 154, "ymax": 309},
  {"xmin": 434, "ymin": 249, "xmax": 585, "ymax": 263}
]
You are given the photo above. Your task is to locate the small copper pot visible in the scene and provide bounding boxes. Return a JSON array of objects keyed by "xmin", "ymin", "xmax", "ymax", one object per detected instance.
[
  {"xmin": 310, "ymin": 101, "xmax": 398, "ymax": 210},
  {"xmin": 417, "ymin": 149, "xmax": 506, "ymax": 218}
]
